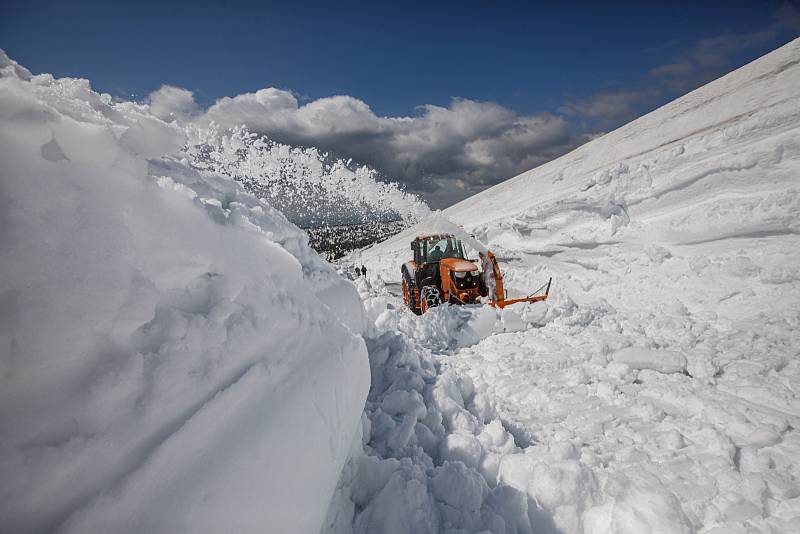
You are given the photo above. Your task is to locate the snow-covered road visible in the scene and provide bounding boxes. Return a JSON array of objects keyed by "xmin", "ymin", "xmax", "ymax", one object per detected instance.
[
  {"xmin": 327, "ymin": 249, "xmax": 798, "ymax": 533},
  {"xmin": 329, "ymin": 38, "xmax": 800, "ymax": 534}
]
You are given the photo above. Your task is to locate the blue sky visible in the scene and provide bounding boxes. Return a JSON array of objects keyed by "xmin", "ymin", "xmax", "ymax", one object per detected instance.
[{"xmin": 3, "ymin": 0, "xmax": 799, "ymax": 206}]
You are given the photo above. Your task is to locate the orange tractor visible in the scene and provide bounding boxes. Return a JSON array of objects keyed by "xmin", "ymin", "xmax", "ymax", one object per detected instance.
[{"xmin": 401, "ymin": 233, "xmax": 551, "ymax": 314}]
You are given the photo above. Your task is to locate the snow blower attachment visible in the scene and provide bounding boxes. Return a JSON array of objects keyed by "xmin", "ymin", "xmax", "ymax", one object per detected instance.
[{"xmin": 401, "ymin": 233, "xmax": 551, "ymax": 314}]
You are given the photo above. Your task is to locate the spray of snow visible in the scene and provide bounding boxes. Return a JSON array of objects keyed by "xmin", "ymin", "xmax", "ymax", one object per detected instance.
[
  {"xmin": 184, "ymin": 125, "xmax": 430, "ymax": 227},
  {"xmin": 412, "ymin": 214, "xmax": 490, "ymax": 254}
]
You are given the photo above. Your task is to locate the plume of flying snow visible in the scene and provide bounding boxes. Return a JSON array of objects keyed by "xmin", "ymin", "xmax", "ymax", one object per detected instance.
[
  {"xmin": 414, "ymin": 214, "xmax": 489, "ymax": 254},
  {"xmin": 184, "ymin": 125, "xmax": 430, "ymax": 227}
]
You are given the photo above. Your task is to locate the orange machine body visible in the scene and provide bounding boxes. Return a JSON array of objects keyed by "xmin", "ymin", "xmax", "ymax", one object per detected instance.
[{"xmin": 401, "ymin": 234, "xmax": 551, "ymax": 314}]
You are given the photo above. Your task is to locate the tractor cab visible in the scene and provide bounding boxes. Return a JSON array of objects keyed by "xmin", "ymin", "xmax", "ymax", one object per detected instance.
[
  {"xmin": 412, "ymin": 235, "xmax": 467, "ymax": 264},
  {"xmin": 402, "ymin": 234, "xmax": 486, "ymax": 313}
]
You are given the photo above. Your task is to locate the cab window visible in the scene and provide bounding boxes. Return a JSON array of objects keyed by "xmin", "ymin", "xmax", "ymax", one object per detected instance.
[{"xmin": 425, "ymin": 238, "xmax": 465, "ymax": 262}]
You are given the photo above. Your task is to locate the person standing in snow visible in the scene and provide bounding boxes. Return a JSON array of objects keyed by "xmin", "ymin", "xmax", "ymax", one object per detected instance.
[
  {"xmin": 361, "ymin": 265, "xmax": 367, "ymax": 278},
  {"xmin": 355, "ymin": 266, "xmax": 362, "ymax": 277}
]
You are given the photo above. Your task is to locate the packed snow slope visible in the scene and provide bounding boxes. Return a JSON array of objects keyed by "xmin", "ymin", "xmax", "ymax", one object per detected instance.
[
  {"xmin": 349, "ymin": 38, "xmax": 800, "ymax": 533},
  {"xmin": 0, "ymin": 51, "xmax": 369, "ymax": 534}
]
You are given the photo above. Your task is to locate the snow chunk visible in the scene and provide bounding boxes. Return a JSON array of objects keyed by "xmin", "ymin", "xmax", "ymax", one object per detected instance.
[
  {"xmin": 431, "ymin": 461, "xmax": 488, "ymax": 511},
  {"xmin": 354, "ymin": 468, "xmax": 440, "ymax": 534},
  {"xmin": 612, "ymin": 347, "xmax": 687, "ymax": 374},
  {"xmin": 439, "ymin": 433, "xmax": 484, "ymax": 469},
  {"xmin": 584, "ymin": 473, "xmax": 693, "ymax": 534},
  {"xmin": 381, "ymin": 390, "xmax": 427, "ymax": 420}
]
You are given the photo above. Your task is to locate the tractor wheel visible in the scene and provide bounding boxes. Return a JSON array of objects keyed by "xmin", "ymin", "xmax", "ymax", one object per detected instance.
[
  {"xmin": 420, "ymin": 285, "xmax": 442, "ymax": 314},
  {"xmin": 403, "ymin": 275, "xmax": 421, "ymax": 314}
]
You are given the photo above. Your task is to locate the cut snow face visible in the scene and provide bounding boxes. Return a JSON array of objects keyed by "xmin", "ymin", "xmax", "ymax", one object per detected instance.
[
  {"xmin": 0, "ymin": 51, "xmax": 369, "ymax": 534},
  {"xmin": 341, "ymin": 38, "xmax": 800, "ymax": 534}
]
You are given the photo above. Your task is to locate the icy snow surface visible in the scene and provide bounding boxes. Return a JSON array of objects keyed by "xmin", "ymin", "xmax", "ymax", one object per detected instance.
[
  {"xmin": 0, "ymin": 50, "xmax": 370, "ymax": 534},
  {"xmin": 332, "ymin": 39, "xmax": 800, "ymax": 533}
]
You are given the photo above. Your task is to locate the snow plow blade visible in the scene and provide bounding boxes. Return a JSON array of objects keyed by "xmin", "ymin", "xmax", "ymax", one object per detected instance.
[{"xmin": 491, "ymin": 277, "xmax": 551, "ymax": 309}]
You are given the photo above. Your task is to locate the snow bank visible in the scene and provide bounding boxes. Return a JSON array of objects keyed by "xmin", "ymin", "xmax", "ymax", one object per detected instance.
[
  {"xmin": 361, "ymin": 38, "xmax": 800, "ymax": 277},
  {"xmin": 0, "ymin": 50, "xmax": 368, "ymax": 533},
  {"xmin": 404, "ymin": 303, "xmax": 549, "ymax": 352}
]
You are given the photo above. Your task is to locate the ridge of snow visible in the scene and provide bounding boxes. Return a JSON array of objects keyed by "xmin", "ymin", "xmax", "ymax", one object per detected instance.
[{"xmin": 0, "ymin": 51, "xmax": 369, "ymax": 534}]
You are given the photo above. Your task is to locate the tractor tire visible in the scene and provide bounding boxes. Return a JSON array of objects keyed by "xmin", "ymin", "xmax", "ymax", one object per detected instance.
[
  {"xmin": 402, "ymin": 276, "xmax": 421, "ymax": 315},
  {"xmin": 420, "ymin": 285, "xmax": 442, "ymax": 314}
]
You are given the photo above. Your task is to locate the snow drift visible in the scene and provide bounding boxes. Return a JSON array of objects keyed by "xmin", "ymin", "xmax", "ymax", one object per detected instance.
[{"xmin": 0, "ymin": 50, "xmax": 369, "ymax": 534}]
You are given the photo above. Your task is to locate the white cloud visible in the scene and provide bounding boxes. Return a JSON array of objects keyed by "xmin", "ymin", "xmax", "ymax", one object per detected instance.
[
  {"xmin": 559, "ymin": 90, "xmax": 656, "ymax": 123},
  {"xmin": 648, "ymin": 4, "xmax": 800, "ymax": 91},
  {"xmin": 167, "ymin": 88, "xmax": 575, "ymax": 207},
  {"xmin": 147, "ymin": 85, "xmax": 198, "ymax": 122},
  {"xmin": 560, "ymin": 5, "xmax": 800, "ymax": 130},
  {"xmin": 648, "ymin": 60, "xmax": 693, "ymax": 79}
]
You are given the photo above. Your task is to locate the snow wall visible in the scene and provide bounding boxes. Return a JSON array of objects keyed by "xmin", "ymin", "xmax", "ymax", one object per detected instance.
[
  {"xmin": 0, "ymin": 51, "xmax": 369, "ymax": 533},
  {"xmin": 361, "ymin": 37, "xmax": 800, "ymax": 285}
]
